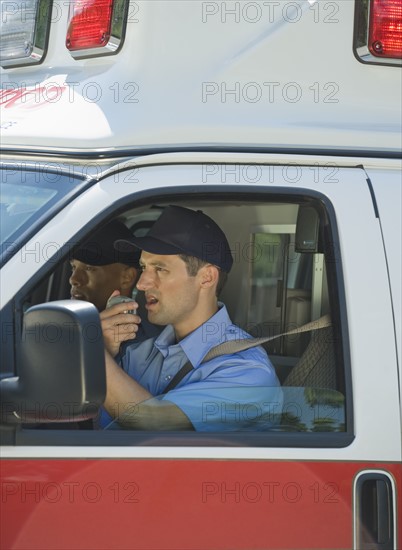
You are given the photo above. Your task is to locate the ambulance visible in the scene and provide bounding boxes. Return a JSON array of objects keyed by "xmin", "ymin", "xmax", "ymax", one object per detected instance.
[{"xmin": 0, "ymin": 1, "xmax": 401, "ymax": 549}]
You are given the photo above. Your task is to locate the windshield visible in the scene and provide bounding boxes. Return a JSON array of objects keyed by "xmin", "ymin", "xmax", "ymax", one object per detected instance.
[{"xmin": 1, "ymin": 166, "xmax": 89, "ymax": 265}]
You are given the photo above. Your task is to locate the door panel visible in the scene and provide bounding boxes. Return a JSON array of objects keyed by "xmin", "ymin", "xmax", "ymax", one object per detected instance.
[{"xmin": 1, "ymin": 459, "xmax": 400, "ymax": 550}]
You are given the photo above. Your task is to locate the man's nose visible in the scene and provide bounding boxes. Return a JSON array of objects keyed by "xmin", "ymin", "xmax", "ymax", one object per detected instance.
[
  {"xmin": 69, "ymin": 269, "xmax": 85, "ymax": 286},
  {"xmin": 136, "ymin": 270, "xmax": 154, "ymax": 291}
]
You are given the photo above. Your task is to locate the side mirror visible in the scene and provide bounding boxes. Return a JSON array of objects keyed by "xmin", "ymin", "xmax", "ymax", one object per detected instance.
[{"xmin": 0, "ymin": 301, "xmax": 106, "ymax": 424}]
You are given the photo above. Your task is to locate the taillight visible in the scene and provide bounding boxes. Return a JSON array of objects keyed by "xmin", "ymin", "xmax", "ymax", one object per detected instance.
[
  {"xmin": 369, "ymin": 0, "xmax": 402, "ymax": 58},
  {"xmin": 0, "ymin": 0, "xmax": 52, "ymax": 68},
  {"xmin": 354, "ymin": 0, "xmax": 402, "ymax": 65},
  {"xmin": 66, "ymin": 0, "xmax": 128, "ymax": 59}
]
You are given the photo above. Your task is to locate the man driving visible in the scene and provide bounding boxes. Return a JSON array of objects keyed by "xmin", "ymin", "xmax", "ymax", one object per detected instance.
[{"xmin": 102, "ymin": 206, "xmax": 281, "ymax": 431}]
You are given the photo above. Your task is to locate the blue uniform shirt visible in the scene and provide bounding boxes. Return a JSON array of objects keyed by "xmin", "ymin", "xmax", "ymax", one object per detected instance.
[{"xmin": 103, "ymin": 304, "xmax": 282, "ymax": 431}]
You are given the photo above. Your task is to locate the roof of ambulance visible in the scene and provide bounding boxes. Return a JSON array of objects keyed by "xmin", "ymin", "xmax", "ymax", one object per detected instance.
[{"xmin": 1, "ymin": 1, "xmax": 401, "ymax": 156}]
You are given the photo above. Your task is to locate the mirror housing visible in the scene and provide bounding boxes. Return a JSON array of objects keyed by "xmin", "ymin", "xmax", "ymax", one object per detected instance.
[
  {"xmin": 295, "ymin": 205, "xmax": 322, "ymax": 253},
  {"xmin": 0, "ymin": 301, "xmax": 106, "ymax": 425}
]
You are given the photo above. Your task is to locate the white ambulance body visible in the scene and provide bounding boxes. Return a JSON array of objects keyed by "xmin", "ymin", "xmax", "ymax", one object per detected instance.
[{"xmin": 0, "ymin": 1, "xmax": 401, "ymax": 549}]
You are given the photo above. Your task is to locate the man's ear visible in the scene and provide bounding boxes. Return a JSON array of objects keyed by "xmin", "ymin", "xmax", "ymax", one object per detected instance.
[{"xmin": 199, "ymin": 264, "xmax": 219, "ymax": 290}]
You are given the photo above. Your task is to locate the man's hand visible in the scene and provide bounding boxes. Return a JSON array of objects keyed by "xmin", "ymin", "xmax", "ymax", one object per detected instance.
[{"xmin": 100, "ymin": 293, "xmax": 141, "ymax": 356}]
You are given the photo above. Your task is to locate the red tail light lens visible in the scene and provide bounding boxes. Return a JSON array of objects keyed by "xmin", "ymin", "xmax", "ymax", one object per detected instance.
[
  {"xmin": 369, "ymin": 0, "xmax": 402, "ymax": 58},
  {"xmin": 66, "ymin": 0, "xmax": 115, "ymax": 51}
]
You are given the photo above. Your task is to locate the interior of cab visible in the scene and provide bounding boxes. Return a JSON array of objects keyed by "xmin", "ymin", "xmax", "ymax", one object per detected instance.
[{"xmin": 20, "ymin": 197, "xmax": 346, "ymax": 434}]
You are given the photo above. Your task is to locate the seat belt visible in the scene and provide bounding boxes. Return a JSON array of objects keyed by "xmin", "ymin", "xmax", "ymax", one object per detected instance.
[
  {"xmin": 164, "ymin": 361, "xmax": 195, "ymax": 393},
  {"xmin": 164, "ymin": 314, "xmax": 332, "ymax": 393},
  {"xmin": 202, "ymin": 313, "xmax": 332, "ymax": 361}
]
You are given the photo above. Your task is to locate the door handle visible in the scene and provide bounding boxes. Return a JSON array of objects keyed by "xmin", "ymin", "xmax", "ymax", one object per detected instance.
[{"xmin": 354, "ymin": 472, "xmax": 395, "ymax": 550}]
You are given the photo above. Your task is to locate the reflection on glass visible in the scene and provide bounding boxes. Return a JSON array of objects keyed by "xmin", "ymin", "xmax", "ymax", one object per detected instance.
[
  {"xmin": 1, "ymin": 183, "xmax": 57, "ymax": 243},
  {"xmin": 105, "ymin": 387, "xmax": 345, "ymax": 433}
]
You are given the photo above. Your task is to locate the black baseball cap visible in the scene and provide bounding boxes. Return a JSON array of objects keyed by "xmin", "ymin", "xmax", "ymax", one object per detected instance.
[
  {"xmin": 115, "ymin": 206, "xmax": 233, "ymax": 273},
  {"xmin": 72, "ymin": 220, "xmax": 140, "ymax": 267}
]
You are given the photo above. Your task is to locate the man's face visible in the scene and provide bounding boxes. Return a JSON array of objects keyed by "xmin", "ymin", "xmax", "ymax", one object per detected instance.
[
  {"xmin": 69, "ymin": 259, "xmax": 135, "ymax": 311},
  {"xmin": 136, "ymin": 252, "xmax": 203, "ymax": 334}
]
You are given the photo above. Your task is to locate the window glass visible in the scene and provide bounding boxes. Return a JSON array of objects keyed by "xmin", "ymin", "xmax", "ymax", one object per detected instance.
[
  {"xmin": 1, "ymin": 183, "xmax": 57, "ymax": 243},
  {"xmin": 0, "ymin": 167, "xmax": 87, "ymax": 265},
  {"xmin": 106, "ymin": 387, "xmax": 345, "ymax": 433},
  {"xmin": 10, "ymin": 197, "xmax": 348, "ymax": 444}
]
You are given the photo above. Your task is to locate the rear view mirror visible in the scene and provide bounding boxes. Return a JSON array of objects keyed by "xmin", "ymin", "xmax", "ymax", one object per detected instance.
[
  {"xmin": 295, "ymin": 205, "xmax": 322, "ymax": 253},
  {"xmin": 0, "ymin": 301, "xmax": 106, "ymax": 425}
]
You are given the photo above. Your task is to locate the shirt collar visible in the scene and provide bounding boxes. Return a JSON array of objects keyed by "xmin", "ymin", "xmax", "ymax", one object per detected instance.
[
  {"xmin": 179, "ymin": 303, "xmax": 231, "ymax": 367},
  {"xmin": 154, "ymin": 325, "xmax": 176, "ymax": 358},
  {"xmin": 153, "ymin": 303, "xmax": 232, "ymax": 366}
]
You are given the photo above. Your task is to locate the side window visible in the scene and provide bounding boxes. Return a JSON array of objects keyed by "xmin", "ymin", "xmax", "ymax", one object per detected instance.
[{"xmin": 9, "ymin": 196, "xmax": 349, "ymax": 444}]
